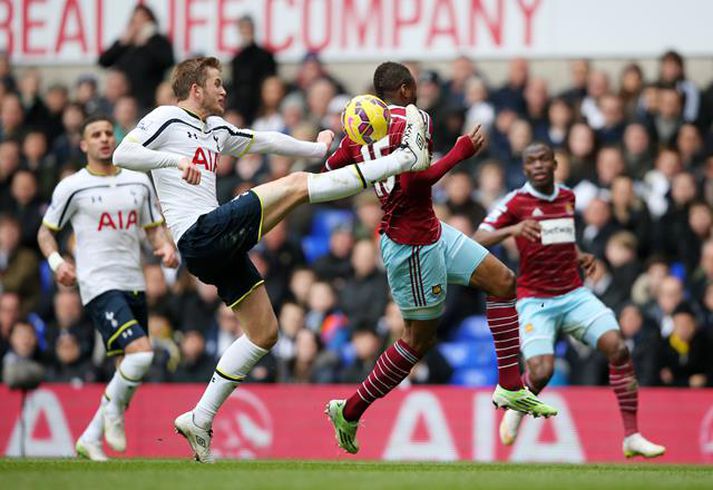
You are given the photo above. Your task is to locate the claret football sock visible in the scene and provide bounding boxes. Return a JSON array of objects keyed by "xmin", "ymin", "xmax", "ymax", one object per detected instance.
[
  {"xmin": 609, "ymin": 361, "xmax": 639, "ymax": 436},
  {"xmin": 486, "ymin": 296, "xmax": 524, "ymax": 391},
  {"xmin": 192, "ymin": 335, "xmax": 268, "ymax": 430},
  {"xmin": 342, "ymin": 339, "xmax": 422, "ymax": 422}
]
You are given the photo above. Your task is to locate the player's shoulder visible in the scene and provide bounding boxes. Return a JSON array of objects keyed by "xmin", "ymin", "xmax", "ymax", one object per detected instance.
[
  {"xmin": 205, "ymin": 115, "xmax": 252, "ymax": 137},
  {"xmin": 141, "ymin": 105, "xmax": 182, "ymax": 123},
  {"xmin": 557, "ymin": 184, "xmax": 575, "ymax": 199},
  {"xmin": 54, "ymin": 168, "xmax": 91, "ymax": 192}
]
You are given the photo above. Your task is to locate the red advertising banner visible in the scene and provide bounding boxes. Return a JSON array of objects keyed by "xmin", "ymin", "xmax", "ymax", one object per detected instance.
[{"xmin": 1, "ymin": 385, "xmax": 712, "ymax": 463}]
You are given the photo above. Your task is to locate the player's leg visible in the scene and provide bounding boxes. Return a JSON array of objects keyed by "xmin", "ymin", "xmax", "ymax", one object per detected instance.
[
  {"xmin": 498, "ymin": 297, "xmax": 558, "ymax": 445},
  {"xmin": 441, "ymin": 222, "xmax": 556, "ymax": 416},
  {"xmin": 175, "ymin": 255, "xmax": 274, "ymax": 463},
  {"xmin": 78, "ymin": 291, "xmax": 153, "ymax": 459},
  {"xmin": 327, "ymin": 236, "xmax": 446, "ymax": 454},
  {"xmin": 583, "ymin": 310, "xmax": 666, "ymax": 458},
  {"xmin": 252, "ymin": 104, "xmax": 429, "ymax": 235}
]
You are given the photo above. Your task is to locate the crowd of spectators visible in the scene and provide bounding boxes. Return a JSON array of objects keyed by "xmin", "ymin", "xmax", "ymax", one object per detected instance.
[{"xmin": 1, "ymin": 7, "xmax": 713, "ymax": 389}]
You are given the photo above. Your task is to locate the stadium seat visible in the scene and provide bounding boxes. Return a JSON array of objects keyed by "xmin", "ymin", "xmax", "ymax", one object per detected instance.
[
  {"xmin": 301, "ymin": 209, "xmax": 355, "ymax": 263},
  {"xmin": 450, "ymin": 315, "xmax": 492, "ymax": 342}
]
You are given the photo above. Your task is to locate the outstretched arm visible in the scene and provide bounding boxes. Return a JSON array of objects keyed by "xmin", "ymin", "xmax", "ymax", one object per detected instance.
[
  {"xmin": 474, "ymin": 220, "xmax": 541, "ymax": 248},
  {"xmin": 247, "ymin": 130, "xmax": 334, "ymax": 159},
  {"xmin": 410, "ymin": 125, "xmax": 486, "ymax": 185}
]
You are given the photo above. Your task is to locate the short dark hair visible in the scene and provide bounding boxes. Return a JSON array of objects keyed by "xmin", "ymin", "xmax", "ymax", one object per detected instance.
[
  {"xmin": 80, "ymin": 114, "xmax": 114, "ymax": 138},
  {"xmin": 134, "ymin": 4, "xmax": 157, "ymax": 24},
  {"xmin": 373, "ymin": 62, "xmax": 414, "ymax": 100},
  {"xmin": 171, "ymin": 57, "xmax": 222, "ymax": 101}
]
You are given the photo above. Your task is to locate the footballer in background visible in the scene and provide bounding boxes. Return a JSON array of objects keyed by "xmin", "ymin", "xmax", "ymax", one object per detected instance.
[
  {"xmin": 324, "ymin": 62, "xmax": 557, "ymax": 456},
  {"xmin": 474, "ymin": 142, "xmax": 665, "ymax": 458},
  {"xmin": 38, "ymin": 115, "xmax": 179, "ymax": 461}
]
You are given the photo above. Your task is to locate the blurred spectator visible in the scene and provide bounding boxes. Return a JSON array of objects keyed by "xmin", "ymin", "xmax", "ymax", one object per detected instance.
[
  {"xmin": 293, "ymin": 52, "xmax": 345, "ymax": 98},
  {"xmin": 253, "ymin": 76, "xmax": 287, "ymax": 132},
  {"xmin": 444, "ymin": 171, "xmax": 486, "ymax": 229},
  {"xmin": 622, "ymin": 122, "xmax": 654, "ymax": 179},
  {"xmin": 172, "ymin": 330, "xmax": 215, "ymax": 382},
  {"xmin": 688, "ymin": 240, "xmax": 713, "ymax": 305},
  {"xmin": 597, "ymin": 93, "xmax": 626, "ymax": 144},
  {"xmin": 580, "ymin": 70, "xmax": 610, "ymax": 129},
  {"xmin": 42, "ymin": 84, "xmax": 69, "ymax": 143},
  {"xmin": 313, "ymin": 226, "xmax": 354, "ymax": 286},
  {"xmin": 45, "ymin": 332, "xmax": 96, "ymax": 383},
  {"xmin": 464, "ymin": 77, "xmax": 494, "ymax": 131},
  {"xmin": 603, "ymin": 231, "xmax": 641, "ymax": 310},
  {"xmin": 98, "ymin": 5, "xmax": 174, "ymax": 110},
  {"xmin": 0, "ymin": 52, "xmax": 16, "ymax": 93},
  {"xmin": 45, "ymin": 289, "xmax": 93, "ymax": 360},
  {"xmin": 579, "ymin": 198, "xmax": 617, "ymax": 258},
  {"xmin": 538, "ymin": 97, "xmax": 572, "ymax": 150},
  {"xmin": 574, "ymin": 146, "xmax": 626, "ymax": 210},
  {"xmin": 103, "ymin": 69, "xmax": 130, "ymax": 112},
  {"xmin": 8, "ymin": 170, "xmax": 43, "ymax": 248},
  {"xmin": 18, "ymin": 68, "xmax": 48, "ymax": 129},
  {"xmin": 560, "ymin": 59, "xmax": 590, "ymax": 107},
  {"xmin": 676, "ymin": 123, "xmax": 705, "ymax": 168},
  {"xmin": 566, "ymin": 122, "xmax": 597, "ymax": 186},
  {"xmin": 340, "ymin": 325, "xmax": 382, "ymax": 383},
  {"xmin": 180, "ymin": 280, "xmax": 221, "ymax": 333},
  {"xmin": 340, "ymin": 239, "xmax": 389, "ymax": 329},
  {"xmin": 305, "ymin": 281, "xmax": 349, "ymax": 352},
  {"xmin": 353, "ymin": 192, "xmax": 383, "ymax": 240},
  {"xmin": 1, "ymin": 93, "xmax": 25, "ymax": 140},
  {"xmin": 643, "ymin": 148, "xmax": 682, "ymax": 219},
  {"xmin": 75, "ymin": 74, "xmax": 110, "ymax": 116},
  {"xmin": 474, "ymin": 161, "xmax": 506, "ymax": 211},
  {"xmin": 274, "ymin": 301, "xmax": 305, "ymax": 363},
  {"xmin": 52, "ymin": 102, "xmax": 86, "ymax": 167},
  {"xmin": 146, "ymin": 312, "xmax": 178, "ymax": 382},
  {"xmin": 653, "ymin": 86, "xmax": 684, "ymax": 147},
  {"xmin": 112, "ymin": 96, "xmax": 139, "ymax": 143},
  {"xmin": 656, "ymin": 171, "xmax": 698, "ymax": 260},
  {"xmin": 610, "ymin": 175, "xmax": 653, "ymax": 258},
  {"xmin": 288, "ymin": 267, "xmax": 316, "ymax": 308},
  {"xmin": 229, "ymin": 15, "xmax": 277, "ymax": 124},
  {"xmin": 619, "ymin": 63, "xmax": 644, "ymax": 119},
  {"xmin": 618, "ymin": 303, "xmax": 661, "ymax": 386},
  {"xmin": 306, "ymin": 78, "xmax": 337, "ymax": 129},
  {"xmin": 658, "ymin": 302, "xmax": 708, "ymax": 387},
  {"xmin": 279, "ymin": 328, "xmax": 336, "ymax": 383},
  {"xmin": 524, "ymin": 78, "xmax": 549, "ymax": 133},
  {"xmin": 445, "ymin": 55, "xmax": 478, "ymax": 108},
  {"xmin": 155, "ymin": 80, "xmax": 177, "ymax": 107},
  {"xmin": 2, "ymin": 321, "xmax": 41, "ymax": 381},
  {"xmin": 658, "ymin": 50, "xmax": 700, "ymax": 122},
  {"xmin": 646, "ymin": 275, "xmax": 685, "ymax": 338},
  {"xmin": 683, "ymin": 202, "xmax": 713, "ymax": 273},
  {"xmin": 21, "ymin": 130, "xmax": 56, "ymax": 202},
  {"xmin": 0, "ymin": 215, "xmax": 40, "ymax": 314},
  {"xmin": 492, "ymin": 58, "xmax": 528, "ymax": 114},
  {"xmin": 631, "ymin": 256, "xmax": 670, "ymax": 306},
  {"xmin": 261, "ymin": 220, "xmax": 306, "ymax": 307}
]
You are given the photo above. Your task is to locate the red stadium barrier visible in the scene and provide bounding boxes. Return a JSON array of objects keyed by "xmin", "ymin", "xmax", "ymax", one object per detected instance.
[{"xmin": 1, "ymin": 385, "xmax": 711, "ymax": 463}]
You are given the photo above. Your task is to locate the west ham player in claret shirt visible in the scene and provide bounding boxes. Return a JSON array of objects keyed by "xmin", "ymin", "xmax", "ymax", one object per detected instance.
[
  {"xmin": 324, "ymin": 62, "xmax": 557, "ymax": 455},
  {"xmin": 474, "ymin": 142, "xmax": 665, "ymax": 458}
]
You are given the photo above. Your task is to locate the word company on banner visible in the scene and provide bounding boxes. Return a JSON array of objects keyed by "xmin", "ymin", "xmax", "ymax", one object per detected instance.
[
  {"xmin": 0, "ymin": 0, "xmax": 712, "ymax": 65},
  {"xmin": 1, "ymin": 385, "xmax": 713, "ymax": 463}
]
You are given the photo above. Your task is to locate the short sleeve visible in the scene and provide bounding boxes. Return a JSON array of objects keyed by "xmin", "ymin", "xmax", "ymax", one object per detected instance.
[
  {"xmin": 479, "ymin": 192, "xmax": 519, "ymax": 232},
  {"xmin": 42, "ymin": 179, "xmax": 76, "ymax": 231},
  {"xmin": 139, "ymin": 179, "xmax": 164, "ymax": 229}
]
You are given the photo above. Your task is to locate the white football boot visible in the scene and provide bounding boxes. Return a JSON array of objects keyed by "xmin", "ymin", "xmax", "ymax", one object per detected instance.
[
  {"xmin": 76, "ymin": 438, "xmax": 109, "ymax": 462},
  {"xmin": 398, "ymin": 104, "xmax": 430, "ymax": 172},
  {"xmin": 623, "ymin": 433, "xmax": 666, "ymax": 458},
  {"xmin": 103, "ymin": 410, "xmax": 127, "ymax": 452},
  {"xmin": 174, "ymin": 411, "xmax": 215, "ymax": 463}
]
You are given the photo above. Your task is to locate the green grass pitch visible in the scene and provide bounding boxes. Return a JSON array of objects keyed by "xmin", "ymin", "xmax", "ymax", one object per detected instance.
[{"xmin": 2, "ymin": 459, "xmax": 712, "ymax": 490}]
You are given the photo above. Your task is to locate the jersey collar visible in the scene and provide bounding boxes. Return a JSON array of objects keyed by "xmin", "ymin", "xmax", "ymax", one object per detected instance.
[
  {"xmin": 523, "ymin": 182, "xmax": 559, "ymax": 202},
  {"xmin": 85, "ymin": 165, "xmax": 121, "ymax": 177}
]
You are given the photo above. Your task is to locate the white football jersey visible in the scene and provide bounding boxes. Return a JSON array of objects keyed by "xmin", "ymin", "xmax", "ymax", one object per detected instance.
[
  {"xmin": 125, "ymin": 106, "xmax": 254, "ymax": 242},
  {"xmin": 43, "ymin": 168, "xmax": 163, "ymax": 305}
]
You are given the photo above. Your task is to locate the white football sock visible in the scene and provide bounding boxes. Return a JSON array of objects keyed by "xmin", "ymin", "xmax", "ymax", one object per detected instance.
[
  {"xmin": 308, "ymin": 150, "xmax": 414, "ymax": 203},
  {"xmin": 104, "ymin": 351, "xmax": 154, "ymax": 416},
  {"xmin": 80, "ymin": 401, "xmax": 106, "ymax": 442},
  {"xmin": 192, "ymin": 335, "xmax": 268, "ymax": 430}
]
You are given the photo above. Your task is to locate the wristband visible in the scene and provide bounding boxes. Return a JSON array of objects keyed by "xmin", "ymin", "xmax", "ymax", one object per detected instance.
[{"xmin": 48, "ymin": 252, "xmax": 65, "ymax": 272}]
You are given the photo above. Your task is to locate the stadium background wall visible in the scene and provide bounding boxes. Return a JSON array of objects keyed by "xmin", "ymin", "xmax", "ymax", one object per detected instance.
[{"xmin": 1, "ymin": 385, "xmax": 712, "ymax": 463}]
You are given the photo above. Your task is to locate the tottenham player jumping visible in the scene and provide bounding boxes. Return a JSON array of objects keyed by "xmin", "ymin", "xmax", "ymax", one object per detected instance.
[
  {"xmin": 38, "ymin": 115, "xmax": 179, "ymax": 461},
  {"xmin": 323, "ymin": 62, "xmax": 556, "ymax": 455},
  {"xmin": 474, "ymin": 142, "xmax": 665, "ymax": 458},
  {"xmin": 112, "ymin": 56, "xmax": 430, "ymax": 463}
]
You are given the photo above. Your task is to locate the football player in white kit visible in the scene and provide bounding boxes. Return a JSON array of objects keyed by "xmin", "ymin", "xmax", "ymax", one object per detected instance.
[
  {"xmin": 38, "ymin": 115, "xmax": 179, "ymax": 461},
  {"xmin": 112, "ymin": 56, "xmax": 430, "ymax": 462}
]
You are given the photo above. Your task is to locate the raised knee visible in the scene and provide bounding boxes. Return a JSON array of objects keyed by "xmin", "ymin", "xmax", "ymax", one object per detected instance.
[{"xmin": 491, "ymin": 267, "xmax": 516, "ymax": 297}]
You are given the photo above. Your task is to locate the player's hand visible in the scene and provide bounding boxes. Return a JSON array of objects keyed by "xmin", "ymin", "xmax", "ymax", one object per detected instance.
[
  {"xmin": 467, "ymin": 124, "xmax": 487, "ymax": 154},
  {"xmin": 316, "ymin": 130, "xmax": 335, "ymax": 153},
  {"xmin": 178, "ymin": 157, "xmax": 201, "ymax": 185},
  {"xmin": 155, "ymin": 243, "xmax": 180, "ymax": 268},
  {"xmin": 578, "ymin": 252, "xmax": 596, "ymax": 277},
  {"xmin": 513, "ymin": 219, "xmax": 541, "ymax": 241},
  {"xmin": 55, "ymin": 262, "xmax": 77, "ymax": 287}
]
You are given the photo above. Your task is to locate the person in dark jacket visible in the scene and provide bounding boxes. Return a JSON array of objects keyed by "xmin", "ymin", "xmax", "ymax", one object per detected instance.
[
  {"xmin": 229, "ymin": 16, "xmax": 277, "ymax": 124},
  {"xmin": 98, "ymin": 5, "xmax": 174, "ymax": 111}
]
